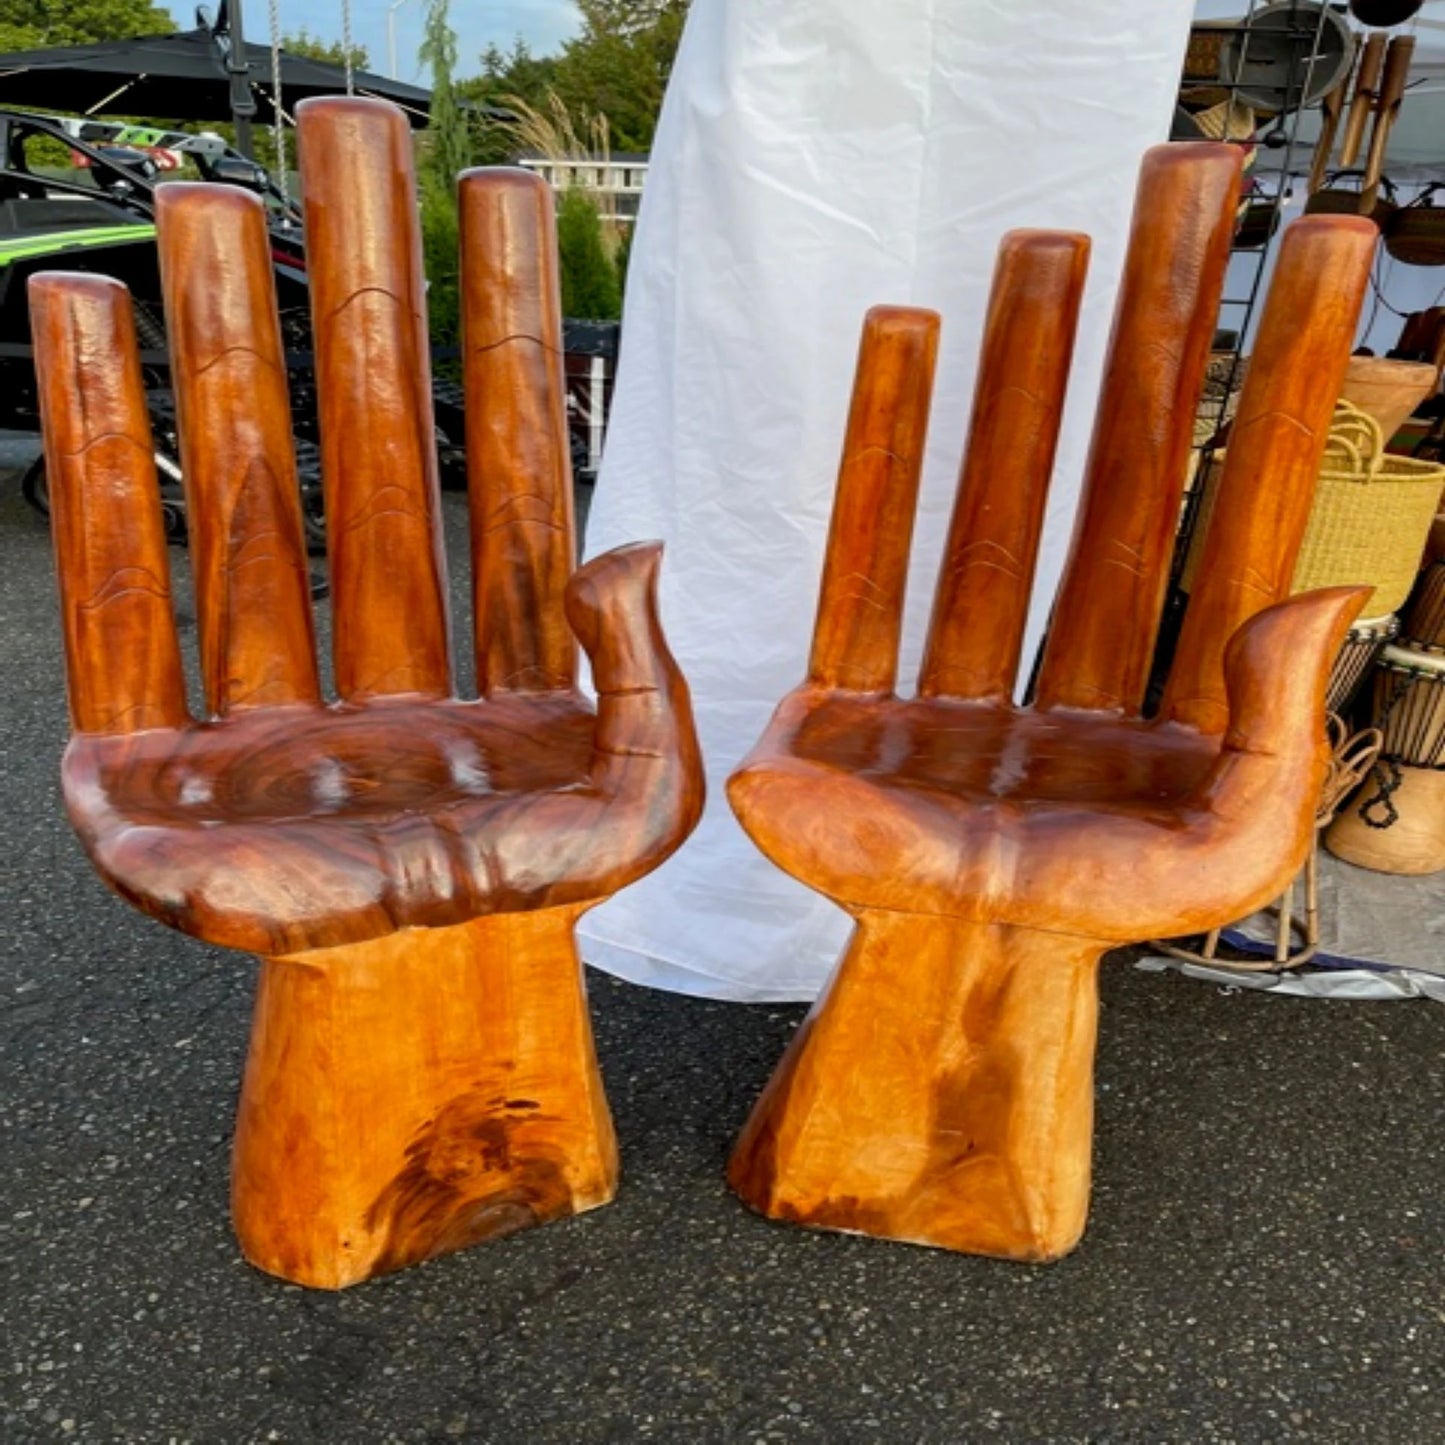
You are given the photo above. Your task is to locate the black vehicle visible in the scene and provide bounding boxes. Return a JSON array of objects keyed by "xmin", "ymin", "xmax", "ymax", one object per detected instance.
[{"xmin": 0, "ymin": 108, "xmax": 474, "ymax": 544}]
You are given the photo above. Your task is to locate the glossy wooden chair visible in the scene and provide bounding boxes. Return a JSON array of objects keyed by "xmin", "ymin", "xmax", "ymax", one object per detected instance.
[
  {"xmin": 727, "ymin": 145, "xmax": 1377, "ymax": 1262},
  {"xmin": 29, "ymin": 97, "xmax": 703, "ymax": 1288}
]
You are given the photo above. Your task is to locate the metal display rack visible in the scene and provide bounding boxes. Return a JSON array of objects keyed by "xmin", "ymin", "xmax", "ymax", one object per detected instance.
[{"xmin": 1157, "ymin": 0, "xmax": 1352, "ymax": 673}]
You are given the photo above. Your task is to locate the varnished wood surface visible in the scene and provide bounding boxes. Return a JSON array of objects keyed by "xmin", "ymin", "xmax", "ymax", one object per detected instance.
[
  {"xmin": 919, "ymin": 230, "xmax": 1089, "ymax": 703},
  {"xmin": 807, "ymin": 306, "xmax": 939, "ymax": 694},
  {"xmin": 299, "ymin": 97, "xmax": 452, "ymax": 702},
  {"xmin": 729, "ymin": 912, "xmax": 1102, "ymax": 1261},
  {"xmin": 461, "ymin": 169, "xmax": 577, "ymax": 696},
  {"xmin": 155, "ymin": 184, "xmax": 320, "ymax": 716},
  {"xmin": 1034, "ymin": 143, "xmax": 1241, "ymax": 715},
  {"xmin": 28, "ymin": 274, "xmax": 188, "ymax": 737},
  {"xmin": 1162, "ymin": 216, "xmax": 1376, "ymax": 733},
  {"xmin": 29, "ymin": 97, "xmax": 703, "ymax": 1286},
  {"xmin": 728, "ymin": 146, "xmax": 1375, "ymax": 1262},
  {"xmin": 233, "ymin": 906, "xmax": 617, "ymax": 1288}
]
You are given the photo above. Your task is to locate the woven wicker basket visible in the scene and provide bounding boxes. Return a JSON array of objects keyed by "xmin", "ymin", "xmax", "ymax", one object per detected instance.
[{"xmin": 1291, "ymin": 399, "xmax": 1445, "ymax": 614}]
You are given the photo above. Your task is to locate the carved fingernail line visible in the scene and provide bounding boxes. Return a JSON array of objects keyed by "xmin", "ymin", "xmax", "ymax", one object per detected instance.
[
  {"xmin": 982, "ymin": 384, "xmax": 1051, "ymax": 412},
  {"xmin": 467, "ymin": 332, "xmax": 562, "ymax": 357},
  {"xmin": 342, "ymin": 485, "xmax": 430, "ymax": 531},
  {"xmin": 319, "ymin": 283, "xmax": 413, "ymax": 327},
  {"xmin": 53, "ymin": 430, "xmax": 153, "ymax": 462},
  {"xmin": 842, "ymin": 444, "xmax": 913, "ymax": 469},
  {"xmin": 1103, "ymin": 555, "xmax": 1147, "ymax": 580},
  {"xmin": 188, "ymin": 342, "xmax": 283, "ymax": 381},
  {"xmin": 76, "ymin": 570, "xmax": 171, "ymax": 612},
  {"xmin": 1231, "ymin": 410, "xmax": 1315, "ymax": 442},
  {"xmin": 956, "ymin": 558, "xmax": 1024, "ymax": 582}
]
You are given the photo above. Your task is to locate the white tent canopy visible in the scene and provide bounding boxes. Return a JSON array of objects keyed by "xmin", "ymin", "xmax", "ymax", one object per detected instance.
[{"xmin": 581, "ymin": 0, "xmax": 1202, "ymax": 1001}]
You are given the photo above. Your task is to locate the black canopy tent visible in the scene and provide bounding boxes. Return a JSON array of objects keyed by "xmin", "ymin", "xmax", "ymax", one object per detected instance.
[{"xmin": 0, "ymin": 27, "xmax": 492, "ymax": 142}]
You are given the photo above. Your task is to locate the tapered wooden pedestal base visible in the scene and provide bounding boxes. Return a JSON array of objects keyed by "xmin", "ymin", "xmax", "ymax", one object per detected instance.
[
  {"xmin": 728, "ymin": 910, "xmax": 1105, "ymax": 1262},
  {"xmin": 232, "ymin": 905, "xmax": 617, "ymax": 1288}
]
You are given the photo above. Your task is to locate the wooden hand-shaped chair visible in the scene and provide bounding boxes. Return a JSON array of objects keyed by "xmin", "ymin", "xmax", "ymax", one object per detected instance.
[
  {"xmin": 30, "ymin": 98, "xmax": 702, "ymax": 1288},
  {"xmin": 727, "ymin": 145, "xmax": 1376, "ymax": 1262}
]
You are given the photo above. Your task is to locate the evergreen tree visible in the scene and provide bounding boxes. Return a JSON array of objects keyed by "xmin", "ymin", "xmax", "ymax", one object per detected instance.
[
  {"xmin": 281, "ymin": 28, "xmax": 370, "ymax": 73},
  {"xmin": 0, "ymin": 0, "xmax": 174, "ymax": 51},
  {"xmin": 552, "ymin": 1, "xmax": 689, "ymax": 153},
  {"xmin": 418, "ymin": 0, "xmax": 472, "ymax": 350}
]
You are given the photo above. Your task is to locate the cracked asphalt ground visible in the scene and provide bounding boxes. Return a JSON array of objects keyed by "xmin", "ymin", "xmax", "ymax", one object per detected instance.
[{"xmin": 3, "ymin": 431, "xmax": 1445, "ymax": 1442}]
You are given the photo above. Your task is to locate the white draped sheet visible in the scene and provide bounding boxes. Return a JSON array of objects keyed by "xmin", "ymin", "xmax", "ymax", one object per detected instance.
[{"xmin": 582, "ymin": 0, "xmax": 1200, "ymax": 1001}]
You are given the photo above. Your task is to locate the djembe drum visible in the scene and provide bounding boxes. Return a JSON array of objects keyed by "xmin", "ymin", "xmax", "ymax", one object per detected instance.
[
  {"xmin": 1402, "ymin": 561, "xmax": 1445, "ymax": 653},
  {"xmin": 1328, "ymin": 612, "xmax": 1399, "ymax": 713},
  {"xmin": 1327, "ymin": 642, "xmax": 1445, "ymax": 873}
]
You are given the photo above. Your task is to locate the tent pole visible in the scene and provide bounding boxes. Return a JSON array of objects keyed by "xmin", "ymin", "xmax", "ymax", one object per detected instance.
[{"xmin": 216, "ymin": 0, "xmax": 257, "ymax": 158}]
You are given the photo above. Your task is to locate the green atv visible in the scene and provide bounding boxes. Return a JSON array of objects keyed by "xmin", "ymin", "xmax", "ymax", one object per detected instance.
[{"xmin": 0, "ymin": 107, "xmax": 475, "ymax": 547}]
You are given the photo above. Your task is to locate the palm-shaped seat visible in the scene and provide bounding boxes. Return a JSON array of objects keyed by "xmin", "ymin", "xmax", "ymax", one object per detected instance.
[
  {"xmin": 31, "ymin": 98, "xmax": 702, "ymax": 1288},
  {"xmin": 727, "ymin": 145, "xmax": 1376, "ymax": 1262}
]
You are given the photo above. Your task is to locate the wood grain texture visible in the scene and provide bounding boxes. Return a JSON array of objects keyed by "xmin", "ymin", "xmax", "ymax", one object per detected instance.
[
  {"xmin": 30, "ymin": 98, "xmax": 703, "ymax": 1287},
  {"xmin": 728, "ymin": 149, "xmax": 1374, "ymax": 1262},
  {"xmin": 1162, "ymin": 215, "xmax": 1377, "ymax": 733},
  {"xmin": 29, "ymin": 274, "xmax": 188, "ymax": 736},
  {"xmin": 729, "ymin": 912, "xmax": 1102, "ymax": 1261},
  {"xmin": 298, "ymin": 95, "xmax": 452, "ymax": 702},
  {"xmin": 156, "ymin": 183, "xmax": 320, "ymax": 716},
  {"xmin": 807, "ymin": 306, "xmax": 939, "ymax": 694},
  {"xmin": 919, "ymin": 230, "xmax": 1089, "ymax": 703},
  {"xmin": 233, "ymin": 906, "xmax": 616, "ymax": 1288},
  {"xmin": 1034, "ymin": 143, "xmax": 1242, "ymax": 715},
  {"xmin": 461, "ymin": 168, "xmax": 577, "ymax": 695}
]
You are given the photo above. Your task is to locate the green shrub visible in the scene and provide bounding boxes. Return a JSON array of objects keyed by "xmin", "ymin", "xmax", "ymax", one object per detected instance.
[{"xmin": 557, "ymin": 187, "xmax": 621, "ymax": 321}]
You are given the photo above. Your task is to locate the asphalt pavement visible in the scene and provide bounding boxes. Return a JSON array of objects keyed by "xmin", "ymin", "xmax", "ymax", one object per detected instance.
[{"xmin": 3, "ymin": 436, "xmax": 1445, "ymax": 1443}]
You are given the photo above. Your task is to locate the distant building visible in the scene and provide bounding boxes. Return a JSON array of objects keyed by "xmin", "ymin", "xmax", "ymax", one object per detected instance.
[{"xmin": 517, "ymin": 153, "xmax": 649, "ymax": 226}]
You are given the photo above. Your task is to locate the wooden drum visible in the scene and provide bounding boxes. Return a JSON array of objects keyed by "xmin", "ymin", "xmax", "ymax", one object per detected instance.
[
  {"xmin": 1327, "ymin": 612, "xmax": 1398, "ymax": 713},
  {"xmin": 1327, "ymin": 643, "xmax": 1445, "ymax": 873},
  {"xmin": 1402, "ymin": 561, "xmax": 1445, "ymax": 653}
]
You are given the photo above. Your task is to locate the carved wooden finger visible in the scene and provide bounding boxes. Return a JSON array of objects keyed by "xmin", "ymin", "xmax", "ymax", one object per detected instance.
[
  {"xmin": 808, "ymin": 305, "xmax": 940, "ymax": 694},
  {"xmin": 156, "ymin": 183, "xmax": 320, "ymax": 716},
  {"xmin": 460, "ymin": 168, "xmax": 577, "ymax": 695},
  {"xmin": 918, "ymin": 230, "xmax": 1089, "ymax": 702},
  {"xmin": 28, "ymin": 274, "xmax": 189, "ymax": 736},
  {"xmin": 1034, "ymin": 142, "xmax": 1241, "ymax": 714},
  {"xmin": 233, "ymin": 905, "xmax": 617, "ymax": 1288},
  {"xmin": 297, "ymin": 96, "xmax": 451, "ymax": 700},
  {"xmin": 1162, "ymin": 216, "xmax": 1376, "ymax": 734}
]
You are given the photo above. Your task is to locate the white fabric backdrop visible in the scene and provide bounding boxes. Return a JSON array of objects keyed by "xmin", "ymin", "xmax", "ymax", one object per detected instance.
[{"xmin": 581, "ymin": 0, "xmax": 1200, "ymax": 1001}]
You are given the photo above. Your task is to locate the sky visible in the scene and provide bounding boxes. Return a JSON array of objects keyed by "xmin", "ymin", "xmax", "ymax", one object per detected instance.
[{"xmin": 167, "ymin": 1, "xmax": 581, "ymax": 85}]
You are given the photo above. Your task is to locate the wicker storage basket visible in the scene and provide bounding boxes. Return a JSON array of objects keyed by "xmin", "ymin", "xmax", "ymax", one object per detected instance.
[
  {"xmin": 1291, "ymin": 399, "xmax": 1445, "ymax": 614},
  {"xmin": 1305, "ymin": 173, "xmax": 1396, "ymax": 231},
  {"xmin": 1385, "ymin": 203, "xmax": 1445, "ymax": 268}
]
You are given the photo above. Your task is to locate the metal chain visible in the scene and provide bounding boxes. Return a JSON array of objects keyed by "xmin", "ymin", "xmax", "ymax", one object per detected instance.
[
  {"xmin": 341, "ymin": 0, "xmax": 355, "ymax": 94},
  {"xmin": 267, "ymin": 0, "xmax": 290, "ymax": 207}
]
